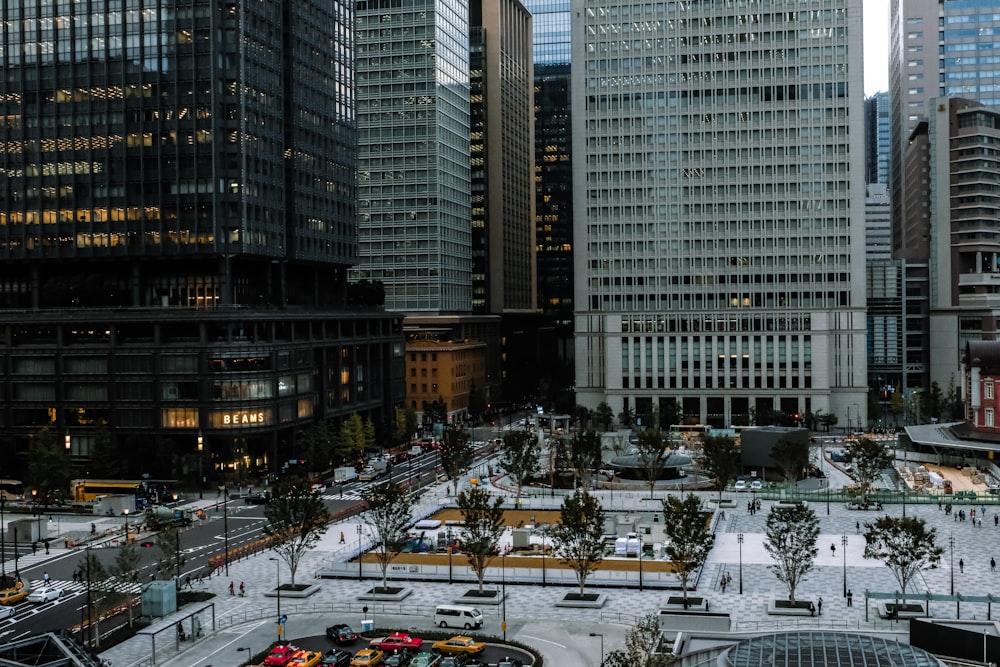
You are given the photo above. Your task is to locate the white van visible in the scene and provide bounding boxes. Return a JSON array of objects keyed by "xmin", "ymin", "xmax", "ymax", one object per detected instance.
[{"xmin": 434, "ymin": 604, "xmax": 484, "ymax": 630}]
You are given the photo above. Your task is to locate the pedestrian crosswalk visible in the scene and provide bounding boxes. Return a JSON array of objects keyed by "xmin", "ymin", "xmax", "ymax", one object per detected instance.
[
  {"xmin": 23, "ymin": 578, "xmax": 143, "ymax": 596},
  {"xmin": 321, "ymin": 490, "xmax": 364, "ymax": 501}
]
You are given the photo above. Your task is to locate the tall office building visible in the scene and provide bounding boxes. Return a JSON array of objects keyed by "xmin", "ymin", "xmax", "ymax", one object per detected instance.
[
  {"xmin": 0, "ymin": 0, "xmax": 404, "ymax": 477},
  {"xmin": 889, "ymin": 0, "xmax": 1000, "ymax": 262},
  {"xmin": 864, "ymin": 92, "xmax": 891, "ymax": 186},
  {"xmin": 353, "ymin": 0, "xmax": 473, "ymax": 313},
  {"xmin": 469, "ymin": 0, "xmax": 536, "ymax": 315},
  {"xmin": 572, "ymin": 0, "xmax": 868, "ymax": 428}
]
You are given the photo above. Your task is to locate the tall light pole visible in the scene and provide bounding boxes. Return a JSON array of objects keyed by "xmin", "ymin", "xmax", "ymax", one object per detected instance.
[
  {"xmin": 501, "ymin": 552, "xmax": 507, "ymax": 641},
  {"xmin": 950, "ymin": 535, "xmax": 955, "ymax": 596},
  {"xmin": 85, "ymin": 544, "xmax": 93, "ymax": 647},
  {"xmin": 737, "ymin": 533, "xmax": 744, "ymax": 595},
  {"xmin": 269, "ymin": 557, "xmax": 282, "ymax": 642},
  {"xmin": 238, "ymin": 646, "xmax": 251, "ymax": 666},
  {"xmin": 223, "ymin": 484, "xmax": 230, "ymax": 576},
  {"xmin": 123, "ymin": 509, "xmax": 129, "ymax": 540},
  {"xmin": 842, "ymin": 535, "xmax": 848, "ymax": 597},
  {"xmin": 197, "ymin": 433, "xmax": 204, "ymax": 500},
  {"xmin": 589, "ymin": 632, "xmax": 605, "ymax": 666},
  {"xmin": 357, "ymin": 524, "xmax": 364, "ymax": 580}
]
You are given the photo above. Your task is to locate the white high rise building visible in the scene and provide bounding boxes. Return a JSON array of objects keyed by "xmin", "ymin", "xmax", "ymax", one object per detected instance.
[{"xmin": 572, "ymin": 0, "xmax": 868, "ymax": 428}]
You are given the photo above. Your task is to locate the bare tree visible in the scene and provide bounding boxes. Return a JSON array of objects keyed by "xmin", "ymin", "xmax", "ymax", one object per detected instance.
[
  {"xmin": 551, "ymin": 490, "xmax": 607, "ymax": 596},
  {"xmin": 263, "ymin": 477, "xmax": 330, "ymax": 585},
  {"xmin": 456, "ymin": 487, "xmax": 505, "ymax": 593},
  {"xmin": 361, "ymin": 481, "xmax": 414, "ymax": 591}
]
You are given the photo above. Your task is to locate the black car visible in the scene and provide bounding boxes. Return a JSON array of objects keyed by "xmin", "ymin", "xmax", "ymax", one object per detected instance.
[
  {"xmin": 244, "ymin": 492, "xmax": 271, "ymax": 505},
  {"xmin": 325, "ymin": 623, "xmax": 358, "ymax": 644},
  {"xmin": 320, "ymin": 649, "xmax": 352, "ymax": 666},
  {"xmin": 439, "ymin": 655, "xmax": 469, "ymax": 667},
  {"xmin": 383, "ymin": 651, "xmax": 414, "ymax": 667}
]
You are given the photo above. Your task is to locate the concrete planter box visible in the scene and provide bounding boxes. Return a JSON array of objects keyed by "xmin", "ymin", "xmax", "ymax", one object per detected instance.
[
  {"xmin": 877, "ymin": 601, "xmax": 928, "ymax": 619},
  {"xmin": 358, "ymin": 587, "xmax": 413, "ymax": 602},
  {"xmin": 767, "ymin": 598, "xmax": 817, "ymax": 616},
  {"xmin": 707, "ymin": 498, "xmax": 737, "ymax": 508},
  {"xmin": 554, "ymin": 592, "xmax": 607, "ymax": 608},
  {"xmin": 455, "ymin": 590, "xmax": 504, "ymax": 606},
  {"xmin": 263, "ymin": 583, "xmax": 320, "ymax": 599},
  {"xmin": 661, "ymin": 596, "xmax": 709, "ymax": 612}
]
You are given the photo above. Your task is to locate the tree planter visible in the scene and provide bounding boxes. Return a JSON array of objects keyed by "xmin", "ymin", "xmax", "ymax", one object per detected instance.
[
  {"xmin": 707, "ymin": 498, "xmax": 737, "ymax": 508},
  {"xmin": 455, "ymin": 589, "xmax": 504, "ymax": 606},
  {"xmin": 358, "ymin": 587, "xmax": 412, "ymax": 602},
  {"xmin": 554, "ymin": 592, "xmax": 607, "ymax": 608},
  {"xmin": 767, "ymin": 598, "xmax": 817, "ymax": 616},
  {"xmin": 878, "ymin": 601, "xmax": 928, "ymax": 619},
  {"xmin": 661, "ymin": 596, "xmax": 708, "ymax": 612},
  {"xmin": 263, "ymin": 583, "xmax": 320, "ymax": 599}
]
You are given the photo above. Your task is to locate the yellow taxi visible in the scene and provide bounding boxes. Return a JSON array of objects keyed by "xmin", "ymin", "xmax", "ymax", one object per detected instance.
[
  {"xmin": 288, "ymin": 650, "xmax": 323, "ymax": 667},
  {"xmin": 432, "ymin": 636, "xmax": 486, "ymax": 655},
  {"xmin": 0, "ymin": 582, "xmax": 27, "ymax": 606},
  {"xmin": 349, "ymin": 648, "xmax": 383, "ymax": 666}
]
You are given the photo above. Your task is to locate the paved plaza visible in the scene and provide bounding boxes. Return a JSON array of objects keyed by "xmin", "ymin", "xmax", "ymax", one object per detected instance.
[{"xmin": 63, "ymin": 461, "xmax": 1000, "ymax": 666}]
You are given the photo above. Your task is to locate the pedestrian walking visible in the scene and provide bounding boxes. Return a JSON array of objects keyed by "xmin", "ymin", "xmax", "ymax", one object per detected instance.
[
  {"xmin": 720, "ymin": 576, "xmax": 727, "ymax": 593},
  {"xmin": 818, "ymin": 597, "xmax": 823, "ymax": 615},
  {"xmin": 856, "ymin": 521, "xmax": 860, "ymax": 534},
  {"xmin": 340, "ymin": 531, "xmax": 345, "ymax": 544},
  {"xmin": 992, "ymin": 557, "xmax": 996, "ymax": 572},
  {"xmin": 847, "ymin": 589, "xmax": 853, "ymax": 607},
  {"xmin": 229, "ymin": 581, "xmax": 235, "ymax": 596},
  {"xmin": 831, "ymin": 543, "xmax": 836, "ymax": 557},
  {"xmin": 239, "ymin": 581, "xmax": 245, "ymax": 597},
  {"xmin": 995, "ymin": 514, "xmax": 998, "ymax": 527},
  {"xmin": 960, "ymin": 558, "xmax": 964, "ymax": 573},
  {"xmin": 809, "ymin": 601, "xmax": 816, "ymax": 616},
  {"xmin": 43, "ymin": 571, "xmax": 49, "ymax": 584},
  {"xmin": 184, "ymin": 575, "xmax": 191, "ymax": 589}
]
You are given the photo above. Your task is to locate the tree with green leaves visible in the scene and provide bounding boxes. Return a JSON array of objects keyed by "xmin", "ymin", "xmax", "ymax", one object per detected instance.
[
  {"xmin": 424, "ymin": 398, "xmax": 448, "ymax": 425},
  {"xmin": 501, "ymin": 430, "xmax": 540, "ymax": 504},
  {"xmin": 551, "ymin": 490, "xmax": 607, "ymax": 596},
  {"xmin": 113, "ymin": 540, "xmax": 141, "ymax": 627},
  {"xmin": 618, "ymin": 406, "xmax": 635, "ymax": 429},
  {"xmin": 818, "ymin": 412, "xmax": 838, "ymax": 433},
  {"xmin": 566, "ymin": 430, "xmax": 601, "ymax": 489},
  {"xmin": 843, "ymin": 437, "xmax": 892, "ymax": 503},
  {"xmin": 603, "ymin": 613, "xmax": 672, "ymax": 667},
  {"xmin": 156, "ymin": 526, "xmax": 184, "ymax": 583},
  {"xmin": 595, "ymin": 402, "xmax": 614, "ymax": 431},
  {"xmin": 771, "ymin": 436, "xmax": 810, "ymax": 486},
  {"xmin": 394, "ymin": 406, "xmax": 419, "ymax": 446},
  {"xmin": 74, "ymin": 549, "xmax": 112, "ymax": 648},
  {"xmin": 890, "ymin": 389, "xmax": 905, "ymax": 427},
  {"xmin": 89, "ymin": 423, "xmax": 126, "ymax": 479},
  {"xmin": 440, "ymin": 427, "xmax": 473, "ymax": 496},
  {"xmin": 467, "ymin": 387, "xmax": 488, "ymax": 425},
  {"xmin": 339, "ymin": 414, "xmax": 368, "ymax": 464},
  {"xmin": 456, "ymin": 487, "xmax": 505, "ymax": 593},
  {"xmin": 263, "ymin": 477, "xmax": 331, "ymax": 585},
  {"xmin": 296, "ymin": 421, "xmax": 334, "ymax": 474},
  {"xmin": 361, "ymin": 481, "xmax": 414, "ymax": 591},
  {"xmin": 698, "ymin": 434, "xmax": 740, "ymax": 501},
  {"xmin": 635, "ymin": 428, "xmax": 666, "ymax": 499},
  {"xmin": 863, "ymin": 516, "xmax": 942, "ymax": 606},
  {"xmin": 661, "ymin": 493, "xmax": 714, "ymax": 608},
  {"xmin": 764, "ymin": 504, "xmax": 819, "ymax": 604},
  {"xmin": 25, "ymin": 427, "xmax": 73, "ymax": 510}
]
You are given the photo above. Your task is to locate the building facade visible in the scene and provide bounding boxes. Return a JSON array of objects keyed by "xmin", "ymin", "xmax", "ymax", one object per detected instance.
[
  {"xmin": 571, "ymin": 0, "xmax": 868, "ymax": 428},
  {"xmin": 353, "ymin": 0, "xmax": 473, "ymax": 313},
  {"xmin": 864, "ymin": 92, "xmax": 891, "ymax": 186},
  {"xmin": 469, "ymin": 0, "xmax": 537, "ymax": 315},
  {"xmin": 405, "ymin": 338, "xmax": 487, "ymax": 423},
  {"xmin": 0, "ymin": 0, "xmax": 404, "ymax": 479}
]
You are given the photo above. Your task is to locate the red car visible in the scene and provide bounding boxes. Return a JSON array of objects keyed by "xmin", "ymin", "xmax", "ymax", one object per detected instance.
[
  {"xmin": 371, "ymin": 632, "xmax": 424, "ymax": 652},
  {"xmin": 263, "ymin": 645, "xmax": 300, "ymax": 666}
]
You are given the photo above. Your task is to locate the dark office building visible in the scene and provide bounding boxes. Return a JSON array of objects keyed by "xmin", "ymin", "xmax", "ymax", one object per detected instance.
[{"xmin": 0, "ymin": 1, "xmax": 404, "ymax": 480}]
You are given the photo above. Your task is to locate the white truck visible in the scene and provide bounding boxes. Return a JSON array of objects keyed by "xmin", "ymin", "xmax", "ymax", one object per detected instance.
[
  {"xmin": 358, "ymin": 459, "xmax": 389, "ymax": 481},
  {"xmin": 333, "ymin": 466, "xmax": 358, "ymax": 484}
]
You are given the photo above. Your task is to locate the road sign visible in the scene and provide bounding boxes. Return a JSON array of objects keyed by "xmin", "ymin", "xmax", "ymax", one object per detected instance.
[{"xmin": 279, "ymin": 615, "xmax": 287, "ymax": 625}]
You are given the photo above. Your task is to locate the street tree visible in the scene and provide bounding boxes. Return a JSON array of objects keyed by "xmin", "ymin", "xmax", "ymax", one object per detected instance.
[
  {"xmin": 456, "ymin": 486, "xmax": 505, "ymax": 593},
  {"xmin": 818, "ymin": 412, "xmax": 838, "ymax": 432},
  {"xmin": 618, "ymin": 406, "xmax": 635, "ymax": 429},
  {"xmin": 764, "ymin": 504, "xmax": 819, "ymax": 604},
  {"xmin": 113, "ymin": 540, "xmax": 141, "ymax": 627},
  {"xmin": 263, "ymin": 477, "xmax": 331, "ymax": 585},
  {"xmin": 698, "ymin": 434, "xmax": 740, "ymax": 501},
  {"xmin": 394, "ymin": 406, "xmax": 419, "ymax": 446},
  {"xmin": 843, "ymin": 437, "xmax": 892, "ymax": 502},
  {"xmin": 771, "ymin": 437, "xmax": 810, "ymax": 486},
  {"xmin": 863, "ymin": 516, "xmax": 942, "ymax": 606},
  {"xmin": 89, "ymin": 423, "xmax": 126, "ymax": 479},
  {"xmin": 339, "ymin": 414, "xmax": 368, "ymax": 464},
  {"xmin": 295, "ymin": 421, "xmax": 333, "ymax": 474},
  {"xmin": 439, "ymin": 427, "xmax": 473, "ymax": 496},
  {"xmin": 361, "ymin": 481, "xmax": 414, "ymax": 591},
  {"xmin": 635, "ymin": 428, "xmax": 666, "ymax": 499},
  {"xmin": 566, "ymin": 430, "xmax": 601, "ymax": 489},
  {"xmin": 501, "ymin": 430, "xmax": 540, "ymax": 504},
  {"xmin": 423, "ymin": 398, "xmax": 448, "ymax": 425},
  {"xmin": 661, "ymin": 493, "xmax": 714, "ymax": 608},
  {"xmin": 25, "ymin": 427, "xmax": 73, "ymax": 510},
  {"xmin": 603, "ymin": 613, "xmax": 672, "ymax": 667},
  {"xmin": 74, "ymin": 549, "xmax": 112, "ymax": 648},
  {"xmin": 156, "ymin": 526, "xmax": 185, "ymax": 583},
  {"xmin": 551, "ymin": 490, "xmax": 607, "ymax": 597},
  {"xmin": 595, "ymin": 402, "xmax": 614, "ymax": 431}
]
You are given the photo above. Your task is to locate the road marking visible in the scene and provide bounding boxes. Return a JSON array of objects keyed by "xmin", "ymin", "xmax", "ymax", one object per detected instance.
[
  {"xmin": 521, "ymin": 634, "xmax": 566, "ymax": 648},
  {"xmin": 192, "ymin": 619, "xmax": 267, "ymax": 665}
]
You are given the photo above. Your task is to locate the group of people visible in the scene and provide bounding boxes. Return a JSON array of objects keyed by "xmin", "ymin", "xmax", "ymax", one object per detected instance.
[
  {"xmin": 719, "ymin": 571, "xmax": 734, "ymax": 592},
  {"xmin": 228, "ymin": 581, "xmax": 245, "ymax": 597},
  {"xmin": 747, "ymin": 499, "xmax": 762, "ymax": 515}
]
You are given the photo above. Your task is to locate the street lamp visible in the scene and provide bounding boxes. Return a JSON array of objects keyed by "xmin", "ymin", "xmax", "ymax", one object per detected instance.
[
  {"xmin": 269, "ymin": 557, "xmax": 282, "ymax": 642},
  {"xmin": 589, "ymin": 632, "xmax": 605, "ymax": 666},
  {"xmin": 223, "ymin": 483, "xmax": 229, "ymax": 576},
  {"xmin": 123, "ymin": 509, "xmax": 129, "ymax": 540},
  {"xmin": 237, "ymin": 646, "xmax": 251, "ymax": 666},
  {"xmin": 197, "ymin": 433, "xmax": 204, "ymax": 500},
  {"xmin": 842, "ymin": 535, "xmax": 848, "ymax": 597},
  {"xmin": 357, "ymin": 524, "xmax": 364, "ymax": 580},
  {"xmin": 737, "ymin": 533, "xmax": 744, "ymax": 595},
  {"xmin": 0, "ymin": 494, "xmax": 5, "ymax": 581},
  {"xmin": 501, "ymin": 552, "xmax": 507, "ymax": 641},
  {"xmin": 950, "ymin": 535, "xmax": 955, "ymax": 596}
]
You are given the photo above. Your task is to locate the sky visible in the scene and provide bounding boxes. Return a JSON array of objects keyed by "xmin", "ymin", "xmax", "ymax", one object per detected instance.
[{"xmin": 864, "ymin": 1, "xmax": 890, "ymax": 95}]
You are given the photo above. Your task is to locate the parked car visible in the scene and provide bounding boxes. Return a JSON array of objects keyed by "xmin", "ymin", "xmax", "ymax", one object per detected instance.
[
  {"xmin": 289, "ymin": 651, "xmax": 323, "ymax": 667},
  {"xmin": 350, "ymin": 648, "xmax": 383, "ymax": 667},
  {"xmin": 382, "ymin": 652, "xmax": 414, "ymax": 667},
  {"xmin": 0, "ymin": 606, "xmax": 14, "ymax": 620},
  {"xmin": 0, "ymin": 586, "xmax": 27, "ymax": 606},
  {"xmin": 750, "ymin": 479, "xmax": 763, "ymax": 491},
  {"xmin": 439, "ymin": 655, "xmax": 469, "ymax": 667},
  {"xmin": 320, "ymin": 650, "xmax": 352, "ymax": 667},
  {"xmin": 326, "ymin": 623, "xmax": 359, "ymax": 644},
  {"xmin": 371, "ymin": 632, "xmax": 423, "ymax": 652},
  {"xmin": 408, "ymin": 653, "xmax": 442, "ymax": 667},
  {"xmin": 26, "ymin": 587, "xmax": 62, "ymax": 603},
  {"xmin": 733, "ymin": 479, "xmax": 747, "ymax": 492},
  {"xmin": 432, "ymin": 636, "xmax": 485, "ymax": 655},
  {"xmin": 263, "ymin": 645, "xmax": 300, "ymax": 666}
]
